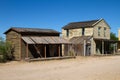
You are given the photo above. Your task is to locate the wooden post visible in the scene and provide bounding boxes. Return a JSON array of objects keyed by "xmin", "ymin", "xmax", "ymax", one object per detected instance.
[
  {"xmin": 26, "ymin": 43, "xmax": 28, "ymax": 58},
  {"xmin": 102, "ymin": 40, "xmax": 104, "ymax": 55},
  {"xmin": 20, "ymin": 38, "xmax": 22, "ymax": 60},
  {"xmin": 116, "ymin": 43, "xmax": 118, "ymax": 53},
  {"xmin": 113, "ymin": 43, "xmax": 115, "ymax": 54},
  {"xmin": 44, "ymin": 45, "xmax": 46, "ymax": 58},
  {"xmin": 68, "ymin": 44, "xmax": 69, "ymax": 56},
  {"xmin": 61, "ymin": 44, "xmax": 64, "ymax": 56},
  {"xmin": 84, "ymin": 40, "xmax": 86, "ymax": 56},
  {"xmin": 58, "ymin": 44, "xmax": 60, "ymax": 57}
]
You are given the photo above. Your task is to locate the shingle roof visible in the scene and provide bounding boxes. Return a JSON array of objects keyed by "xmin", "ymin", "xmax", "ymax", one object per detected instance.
[
  {"xmin": 4, "ymin": 27, "xmax": 60, "ymax": 34},
  {"xmin": 62, "ymin": 19, "xmax": 101, "ymax": 29}
]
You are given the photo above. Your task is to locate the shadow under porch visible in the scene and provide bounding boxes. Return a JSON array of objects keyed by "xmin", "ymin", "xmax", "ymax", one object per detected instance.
[
  {"xmin": 28, "ymin": 44, "xmax": 62, "ymax": 59},
  {"xmin": 21, "ymin": 36, "xmax": 72, "ymax": 60},
  {"xmin": 94, "ymin": 39, "xmax": 118, "ymax": 55}
]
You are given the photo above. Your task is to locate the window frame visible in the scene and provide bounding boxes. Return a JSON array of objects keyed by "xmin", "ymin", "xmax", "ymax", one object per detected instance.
[
  {"xmin": 66, "ymin": 29, "xmax": 69, "ymax": 37},
  {"xmin": 98, "ymin": 27, "xmax": 101, "ymax": 36},
  {"xmin": 82, "ymin": 28, "xmax": 85, "ymax": 36},
  {"xmin": 104, "ymin": 27, "xmax": 106, "ymax": 37}
]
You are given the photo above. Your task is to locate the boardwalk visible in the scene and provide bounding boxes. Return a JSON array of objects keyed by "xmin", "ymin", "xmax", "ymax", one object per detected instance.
[{"xmin": 0, "ymin": 56, "xmax": 120, "ymax": 80}]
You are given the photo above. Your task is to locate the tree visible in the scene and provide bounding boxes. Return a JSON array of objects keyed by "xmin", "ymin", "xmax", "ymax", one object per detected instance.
[{"xmin": 110, "ymin": 32, "xmax": 118, "ymax": 40}]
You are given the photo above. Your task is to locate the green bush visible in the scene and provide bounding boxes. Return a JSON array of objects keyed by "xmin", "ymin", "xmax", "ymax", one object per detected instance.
[
  {"xmin": 0, "ymin": 37, "xmax": 14, "ymax": 62},
  {"xmin": 0, "ymin": 55, "xmax": 7, "ymax": 62}
]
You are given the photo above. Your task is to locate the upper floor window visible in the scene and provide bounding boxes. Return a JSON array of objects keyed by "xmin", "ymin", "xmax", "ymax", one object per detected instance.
[
  {"xmin": 66, "ymin": 29, "xmax": 69, "ymax": 37},
  {"xmin": 98, "ymin": 27, "xmax": 101, "ymax": 36},
  {"xmin": 104, "ymin": 27, "xmax": 106, "ymax": 37},
  {"xmin": 82, "ymin": 28, "xmax": 85, "ymax": 36}
]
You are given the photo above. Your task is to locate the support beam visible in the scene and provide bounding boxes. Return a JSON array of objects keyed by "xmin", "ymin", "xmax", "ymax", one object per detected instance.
[
  {"xmin": 116, "ymin": 43, "xmax": 118, "ymax": 53},
  {"xmin": 84, "ymin": 40, "xmax": 86, "ymax": 56},
  {"xmin": 102, "ymin": 40, "xmax": 104, "ymax": 55},
  {"xmin": 26, "ymin": 43, "xmax": 28, "ymax": 58},
  {"xmin": 20, "ymin": 38, "xmax": 22, "ymax": 60},
  {"xmin": 58, "ymin": 44, "xmax": 60, "ymax": 57},
  {"xmin": 44, "ymin": 45, "xmax": 46, "ymax": 58},
  {"xmin": 61, "ymin": 44, "xmax": 64, "ymax": 56},
  {"xmin": 68, "ymin": 44, "xmax": 69, "ymax": 56},
  {"xmin": 33, "ymin": 44, "xmax": 42, "ymax": 57},
  {"xmin": 113, "ymin": 43, "xmax": 116, "ymax": 54}
]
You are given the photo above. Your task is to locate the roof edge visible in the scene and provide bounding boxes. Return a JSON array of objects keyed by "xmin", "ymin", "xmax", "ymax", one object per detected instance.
[
  {"xmin": 4, "ymin": 27, "xmax": 61, "ymax": 34},
  {"xmin": 4, "ymin": 27, "xmax": 19, "ymax": 34},
  {"xmin": 92, "ymin": 18, "xmax": 103, "ymax": 26}
]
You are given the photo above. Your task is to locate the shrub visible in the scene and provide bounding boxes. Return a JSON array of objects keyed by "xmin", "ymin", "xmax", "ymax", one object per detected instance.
[
  {"xmin": 0, "ymin": 37, "xmax": 14, "ymax": 62},
  {"xmin": 0, "ymin": 54, "xmax": 7, "ymax": 62}
]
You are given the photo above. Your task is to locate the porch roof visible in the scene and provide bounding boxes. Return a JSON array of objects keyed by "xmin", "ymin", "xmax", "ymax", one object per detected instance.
[
  {"xmin": 94, "ymin": 38, "xmax": 120, "ymax": 43},
  {"xmin": 70, "ymin": 36, "xmax": 92, "ymax": 44},
  {"xmin": 22, "ymin": 36, "xmax": 71, "ymax": 44}
]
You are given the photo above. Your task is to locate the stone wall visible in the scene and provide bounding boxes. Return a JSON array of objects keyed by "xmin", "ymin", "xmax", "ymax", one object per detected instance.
[
  {"xmin": 84, "ymin": 28, "xmax": 93, "ymax": 36},
  {"xmin": 21, "ymin": 40, "xmax": 26, "ymax": 59},
  {"xmin": 91, "ymin": 38, "xmax": 96, "ymax": 55},
  {"xmin": 118, "ymin": 29, "xmax": 120, "ymax": 40},
  {"xmin": 6, "ymin": 31, "xmax": 21, "ymax": 60},
  {"xmin": 93, "ymin": 20, "xmax": 110, "ymax": 39},
  {"xmin": 62, "ymin": 28, "xmax": 93, "ymax": 39},
  {"xmin": 62, "ymin": 28, "xmax": 82, "ymax": 39}
]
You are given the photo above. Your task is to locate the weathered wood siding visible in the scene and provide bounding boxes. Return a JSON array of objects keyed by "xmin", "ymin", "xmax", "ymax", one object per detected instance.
[
  {"xmin": 6, "ymin": 31, "xmax": 21, "ymax": 60},
  {"xmin": 91, "ymin": 38, "xmax": 96, "ymax": 55},
  {"xmin": 28, "ymin": 44, "xmax": 44, "ymax": 58},
  {"xmin": 93, "ymin": 20, "xmax": 110, "ymax": 39},
  {"xmin": 49, "ymin": 44, "xmax": 59, "ymax": 57},
  {"xmin": 21, "ymin": 40, "xmax": 26, "ymax": 59}
]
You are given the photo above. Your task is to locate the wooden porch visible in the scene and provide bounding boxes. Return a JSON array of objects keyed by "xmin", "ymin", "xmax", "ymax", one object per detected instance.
[
  {"xmin": 94, "ymin": 38, "xmax": 119, "ymax": 55},
  {"xmin": 22, "ymin": 36, "xmax": 72, "ymax": 60},
  {"xmin": 25, "ymin": 56, "xmax": 76, "ymax": 62}
]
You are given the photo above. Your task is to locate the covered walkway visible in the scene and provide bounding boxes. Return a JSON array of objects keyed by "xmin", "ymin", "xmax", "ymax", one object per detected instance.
[{"xmin": 21, "ymin": 36, "xmax": 72, "ymax": 60}]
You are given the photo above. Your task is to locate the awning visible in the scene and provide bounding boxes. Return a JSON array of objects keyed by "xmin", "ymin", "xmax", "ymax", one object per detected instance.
[
  {"xmin": 22, "ymin": 36, "xmax": 71, "ymax": 44},
  {"xmin": 94, "ymin": 38, "xmax": 120, "ymax": 43},
  {"xmin": 70, "ymin": 36, "xmax": 92, "ymax": 44}
]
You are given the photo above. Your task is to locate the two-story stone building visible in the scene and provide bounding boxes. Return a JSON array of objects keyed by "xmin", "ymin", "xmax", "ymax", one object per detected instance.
[{"xmin": 62, "ymin": 19, "xmax": 114, "ymax": 56}]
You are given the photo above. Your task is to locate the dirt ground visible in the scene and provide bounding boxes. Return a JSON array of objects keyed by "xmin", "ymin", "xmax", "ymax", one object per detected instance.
[{"xmin": 0, "ymin": 56, "xmax": 120, "ymax": 80}]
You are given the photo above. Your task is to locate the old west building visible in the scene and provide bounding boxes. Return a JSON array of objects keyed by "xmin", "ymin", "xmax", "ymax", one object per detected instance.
[
  {"xmin": 4, "ymin": 27, "xmax": 71, "ymax": 60},
  {"xmin": 62, "ymin": 19, "xmax": 117, "ymax": 56}
]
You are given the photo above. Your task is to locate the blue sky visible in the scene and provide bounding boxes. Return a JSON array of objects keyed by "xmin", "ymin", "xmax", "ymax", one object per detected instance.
[{"xmin": 0, "ymin": 0, "xmax": 120, "ymax": 38}]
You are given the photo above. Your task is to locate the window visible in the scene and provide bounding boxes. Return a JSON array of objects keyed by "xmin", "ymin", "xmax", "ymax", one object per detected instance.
[
  {"xmin": 66, "ymin": 29, "xmax": 69, "ymax": 37},
  {"xmin": 82, "ymin": 28, "xmax": 85, "ymax": 36},
  {"xmin": 104, "ymin": 27, "xmax": 106, "ymax": 37},
  {"xmin": 98, "ymin": 27, "xmax": 101, "ymax": 36}
]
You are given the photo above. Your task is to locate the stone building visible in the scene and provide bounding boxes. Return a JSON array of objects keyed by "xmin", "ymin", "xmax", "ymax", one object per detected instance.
[
  {"xmin": 118, "ymin": 29, "xmax": 120, "ymax": 41},
  {"xmin": 4, "ymin": 27, "xmax": 71, "ymax": 60},
  {"xmin": 113, "ymin": 29, "xmax": 120, "ymax": 53},
  {"xmin": 62, "ymin": 19, "xmax": 116, "ymax": 56}
]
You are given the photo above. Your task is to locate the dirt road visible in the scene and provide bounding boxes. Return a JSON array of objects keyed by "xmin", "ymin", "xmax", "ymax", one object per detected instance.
[{"xmin": 0, "ymin": 56, "xmax": 120, "ymax": 80}]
